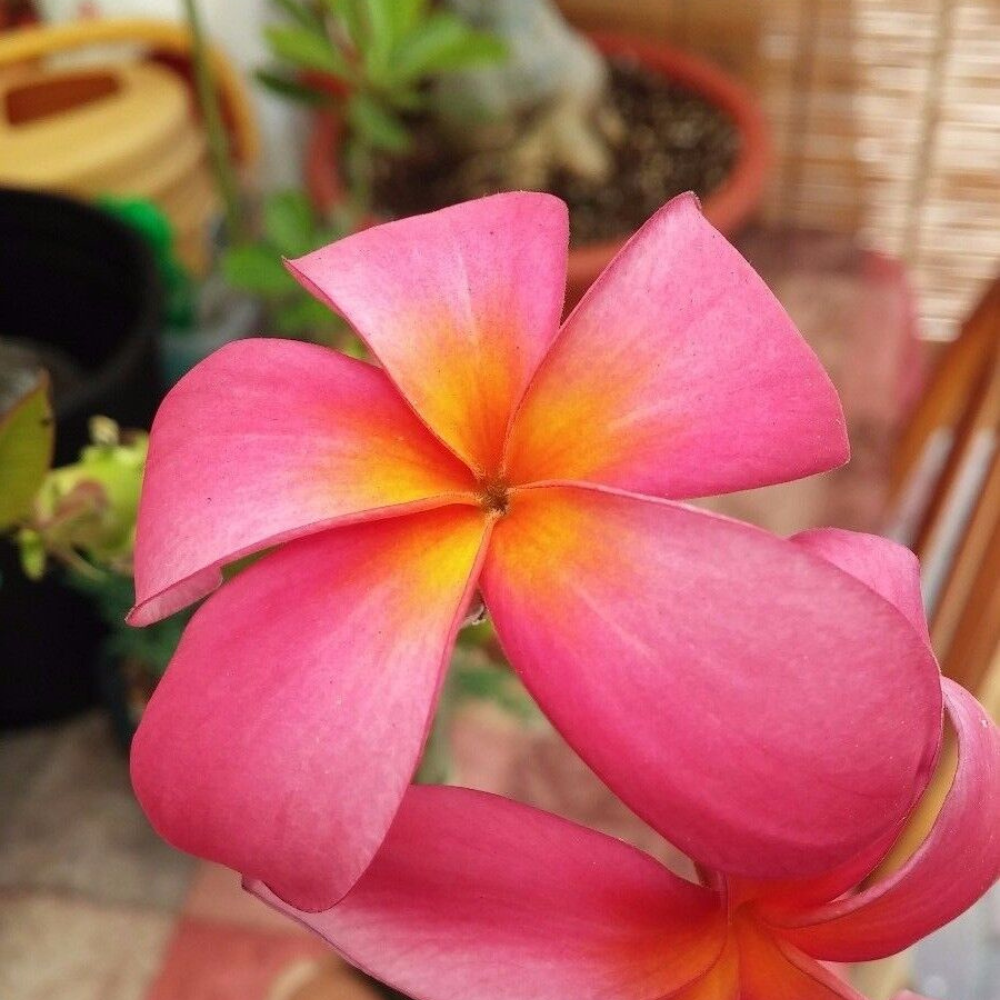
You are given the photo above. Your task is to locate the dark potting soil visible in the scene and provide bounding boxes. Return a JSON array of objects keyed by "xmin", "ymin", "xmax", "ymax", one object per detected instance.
[{"xmin": 370, "ymin": 58, "xmax": 739, "ymax": 246}]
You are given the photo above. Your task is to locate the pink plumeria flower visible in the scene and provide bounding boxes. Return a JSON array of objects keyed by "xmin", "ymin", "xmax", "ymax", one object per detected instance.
[
  {"xmin": 249, "ymin": 530, "xmax": 1000, "ymax": 1000},
  {"xmin": 130, "ymin": 193, "xmax": 942, "ymax": 911}
]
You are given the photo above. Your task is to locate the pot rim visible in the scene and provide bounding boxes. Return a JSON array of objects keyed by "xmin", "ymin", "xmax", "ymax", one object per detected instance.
[{"xmin": 0, "ymin": 185, "xmax": 162, "ymax": 422}]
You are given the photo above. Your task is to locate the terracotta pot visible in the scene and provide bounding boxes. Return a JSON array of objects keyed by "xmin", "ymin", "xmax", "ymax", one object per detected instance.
[{"xmin": 305, "ymin": 31, "xmax": 769, "ymax": 307}]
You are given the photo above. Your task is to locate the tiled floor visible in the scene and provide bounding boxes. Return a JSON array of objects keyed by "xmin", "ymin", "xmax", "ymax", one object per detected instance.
[
  {"xmin": 0, "ymin": 715, "xmax": 193, "ymax": 908},
  {"xmin": 3, "ymin": 709, "xmax": 998, "ymax": 1000},
  {"xmin": 0, "ymin": 892, "xmax": 175, "ymax": 1000},
  {"xmin": 0, "ymin": 713, "xmax": 379, "ymax": 1000}
]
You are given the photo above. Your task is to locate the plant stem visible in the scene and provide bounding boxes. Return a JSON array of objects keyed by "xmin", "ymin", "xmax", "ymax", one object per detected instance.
[{"xmin": 181, "ymin": 0, "xmax": 248, "ymax": 246}]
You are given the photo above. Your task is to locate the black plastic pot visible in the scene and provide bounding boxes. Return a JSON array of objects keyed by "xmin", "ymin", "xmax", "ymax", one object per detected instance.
[{"xmin": 0, "ymin": 187, "xmax": 162, "ymax": 728}]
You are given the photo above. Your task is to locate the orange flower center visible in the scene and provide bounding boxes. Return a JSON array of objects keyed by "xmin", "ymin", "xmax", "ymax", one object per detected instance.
[{"xmin": 477, "ymin": 475, "xmax": 511, "ymax": 517}]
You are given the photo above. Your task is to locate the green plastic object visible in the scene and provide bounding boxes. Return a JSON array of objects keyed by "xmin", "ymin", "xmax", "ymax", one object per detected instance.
[{"xmin": 98, "ymin": 196, "xmax": 196, "ymax": 330}]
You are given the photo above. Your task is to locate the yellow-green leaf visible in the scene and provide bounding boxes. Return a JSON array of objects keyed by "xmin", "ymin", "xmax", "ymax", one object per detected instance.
[
  {"xmin": 264, "ymin": 24, "xmax": 351, "ymax": 79},
  {"xmin": 347, "ymin": 92, "xmax": 411, "ymax": 152},
  {"xmin": 0, "ymin": 369, "xmax": 54, "ymax": 531}
]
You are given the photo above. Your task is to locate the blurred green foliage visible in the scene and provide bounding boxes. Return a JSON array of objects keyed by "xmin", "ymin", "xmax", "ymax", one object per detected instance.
[
  {"xmin": 225, "ymin": 2, "xmax": 505, "ymax": 347},
  {"xmin": 0, "ymin": 368, "xmax": 53, "ymax": 533},
  {"xmin": 450, "ymin": 643, "xmax": 539, "ymax": 724},
  {"xmin": 70, "ymin": 569, "xmax": 192, "ymax": 681},
  {"xmin": 16, "ymin": 418, "xmax": 147, "ymax": 581},
  {"xmin": 221, "ymin": 190, "xmax": 363, "ymax": 351},
  {"xmin": 5, "ymin": 415, "xmax": 190, "ymax": 681},
  {"xmin": 261, "ymin": 0, "xmax": 505, "ymax": 151},
  {"xmin": 259, "ymin": 0, "xmax": 505, "ymax": 212}
]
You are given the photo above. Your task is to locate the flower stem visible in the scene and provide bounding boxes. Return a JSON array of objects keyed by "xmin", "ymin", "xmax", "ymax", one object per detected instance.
[{"xmin": 181, "ymin": 0, "xmax": 247, "ymax": 246}]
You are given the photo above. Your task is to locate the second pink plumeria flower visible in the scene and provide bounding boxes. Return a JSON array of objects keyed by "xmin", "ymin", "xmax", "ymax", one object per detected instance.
[
  {"xmin": 130, "ymin": 193, "xmax": 942, "ymax": 910},
  {"xmin": 250, "ymin": 533, "xmax": 1000, "ymax": 1000}
]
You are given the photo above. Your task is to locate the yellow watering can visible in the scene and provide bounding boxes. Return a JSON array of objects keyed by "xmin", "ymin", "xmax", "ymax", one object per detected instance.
[{"xmin": 0, "ymin": 18, "xmax": 259, "ymax": 274}]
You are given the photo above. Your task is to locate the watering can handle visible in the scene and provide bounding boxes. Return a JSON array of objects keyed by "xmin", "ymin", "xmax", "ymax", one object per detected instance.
[{"xmin": 0, "ymin": 17, "xmax": 259, "ymax": 164}]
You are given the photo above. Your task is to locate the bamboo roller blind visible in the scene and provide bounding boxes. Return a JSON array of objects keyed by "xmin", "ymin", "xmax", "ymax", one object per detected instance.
[{"xmin": 559, "ymin": 0, "xmax": 1000, "ymax": 341}]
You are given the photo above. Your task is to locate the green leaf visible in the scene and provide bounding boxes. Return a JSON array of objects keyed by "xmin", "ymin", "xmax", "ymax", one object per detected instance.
[
  {"xmin": 356, "ymin": 0, "xmax": 395, "ymax": 84},
  {"xmin": 449, "ymin": 646, "xmax": 539, "ymax": 723},
  {"xmin": 436, "ymin": 30, "xmax": 507, "ymax": 69},
  {"xmin": 222, "ymin": 549, "xmax": 270, "ymax": 580},
  {"xmin": 17, "ymin": 528, "xmax": 47, "ymax": 580},
  {"xmin": 263, "ymin": 190, "xmax": 317, "ymax": 257},
  {"xmin": 270, "ymin": 0, "xmax": 324, "ymax": 31},
  {"xmin": 69, "ymin": 568, "xmax": 194, "ymax": 679},
  {"xmin": 220, "ymin": 244, "xmax": 296, "ymax": 296},
  {"xmin": 391, "ymin": 15, "xmax": 506, "ymax": 82},
  {"xmin": 254, "ymin": 69, "xmax": 332, "ymax": 107},
  {"xmin": 390, "ymin": 0, "xmax": 427, "ymax": 39},
  {"xmin": 339, "ymin": 333, "xmax": 367, "ymax": 359},
  {"xmin": 347, "ymin": 92, "xmax": 410, "ymax": 152},
  {"xmin": 322, "ymin": 0, "xmax": 365, "ymax": 50},
  {"xmin": 274, "ymin": 295, "xmax": 340, "ymax": 338},
  {"xmin": 325, "ymin": 0, "xmax": 401, "ymax": 85},
  {"xmin": 0, "ymin": 368, "xmax": 53, "ymax": 531},
  {"xmin": 264, "ymin": 24, "xmax": 351, "ymax": 79},
  {"xmin": 385, "ymin": 86, "xmax": 426, "ymax": 112},
  {"xmin": 360, "ymin": 0, "xmax": 394, "ymax": 45}
]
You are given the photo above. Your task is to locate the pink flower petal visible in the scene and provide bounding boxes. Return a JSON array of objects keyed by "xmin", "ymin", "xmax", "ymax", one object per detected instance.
[
  {"xmin": 287, "ymin": 194, "xmax": 568, "ymax": 474},
  {"xmin": 737, "ymin": 530, "xmax": 939, "ymax": 911},
  {"xmin": 792, "ymin": 529, "xmax": 931, "ymax": 646},
  {"xmin": 480, "ymin": 484, "xmax": 942, "ymax": 879},
  {"xmin": 248, "ymin": 785, "xmax": 725, "ymax": 1000},
  {"xmin": 131, "ymin": 507, "xmax": 490, "ymax": 911},
  {"xmin": 738, "ymin": 529, "xmax": 940, "ymax": 915},
  {"xmin": 776, "ymin": 678, "xmax": 1000, "ymax": 961},
  {"xmin": 505, "ymin": 193, "xmax": 847, "ymax": 498},
  {"xmin": 131, "ymin": 339, "xmax": 476, "ymax": 625},
  {"xmin": 733, "ymin": 823, "xmax": 906, "ymax": 915}
]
